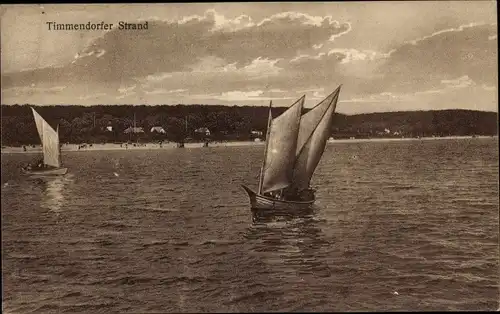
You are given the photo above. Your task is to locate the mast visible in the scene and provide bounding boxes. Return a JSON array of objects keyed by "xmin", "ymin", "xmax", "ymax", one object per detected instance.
[
  {"xmin": 57, "ymin": 124, "xmax": 62, "ymax": 165},
  {"xmin": 129, "ymin": 112, "xmax": 136, "ymax": 142},
  {"xmin": 258, "ymin": 101, "xmax": 273, "ymax": 195}
]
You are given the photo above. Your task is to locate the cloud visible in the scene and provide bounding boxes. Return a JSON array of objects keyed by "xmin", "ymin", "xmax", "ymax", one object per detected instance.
[
  {"xmin": 144, "ymin": 88, "xmax": 187, "ymax": 95},
  {"xmin": 2, "ymin": 85, "xmax": 67, "ymax": 96},
  {"xmin": 338, "ymin": 75, "xmax": 497, "ymax": 114},
  {"xmin": 242, "ymin": 57, "xmax": 283, "ymax": 76},
  {"xmin": 192, "ymin": 90, "xmax": 296, "ymax": 102},
  {"xmin": 144, "ymin": 73, "xmax": 173, "ymax": 82},
  {"xmin": 327, "ymin": 48, "xmax": 389, "ymax": 64},
  {"xmin": 440, "ymin": 75, "xmax": 475, "ymax": 88},
  {"xmin": 80, "ymin": 92, "xmax": 107, "ymax": 100},
  {"xmin": 118, "ymin": 85, "xmax": 136, "ymax": 94},
  {"xmin": 378, "ymin": 22, "xmax": 497, "ymax": 93},
  {"xmin": 72, "ymin": 49, "xmax": 106, "ymax": 64},
  {"xmin": 215, "ymin": 90, "xmax": 265, "ymax": 101},
  {"xmin": 481, "ymin": 84, "xmax": 496, "ymax": 91},
  {"xmin": 186, "ymin": 56, "xmax": 282, "ymax": 77},
  {"xmin": 405, "ymin": 22, "xmax": 488, "ymax": 46},
  {"xmin": 281, "ymin": 22, "xmax": 496, "ymax": 99},
  {"xmin": 133, "ymin": 56, "xmax": 286, "ymax": 97},
  {"xmin": 116, "ymin": 91, "xmax": 136, "ymax": 100},
  {"xmin": 175, "ymin": 9, "xmax": 255, "ymax": 32},
  {"xmin": 342, "ymin": 91, "xmax": 412, "ymax": 104},
  {"xmin": 339, "ymin": 84, "xmax": 498, "ymax": 114},
  {"xmin": 1, "ymin": 9, "xmax": 349, "ymax": 89},
  {"xmin": 1, "ymin": 10, "xmax": 496, "ymax": 114}
]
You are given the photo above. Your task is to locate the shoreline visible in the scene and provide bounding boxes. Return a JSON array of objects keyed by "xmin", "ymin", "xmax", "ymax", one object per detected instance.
[{"xmin": 1, "ymin": 136, "xmax": 496, "ymax": 154}]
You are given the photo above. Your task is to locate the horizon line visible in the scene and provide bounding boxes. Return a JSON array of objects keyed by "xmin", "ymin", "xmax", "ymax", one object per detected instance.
[{"xmin": 0, "ymin": 103, "xmax": 497, "ymax": 116}]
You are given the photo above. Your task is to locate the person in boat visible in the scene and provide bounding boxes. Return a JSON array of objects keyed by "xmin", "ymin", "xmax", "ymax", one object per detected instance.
[
  {"xmin": 23, "ymin": 158, "xmax": 42, "ymax": 171},
  {"xmin": 28, "ymin": 158, "xmax": 57, "ymax": 171},
  {"xmin": 34, "ymin": 158, "xmax": 47, "ymax": 170},
  {"xmin": 265, "ymin": 189, "xmax": 284, "ymax": 200},
  {"xmin": 264, "ymin": 190, "xmax": 276, "ymax": 199},
  {"xmin": 29, "ymin": 158, "xmax": 41, "ymax": 168}
]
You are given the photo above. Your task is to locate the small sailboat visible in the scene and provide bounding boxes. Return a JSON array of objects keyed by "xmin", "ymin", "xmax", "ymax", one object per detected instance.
[
  {"xmin": 242, "ymin": 85, "xmax": 341, "ymax": 210},
  {"xmin": 22, "ymin": 108, "xmax": 68, "ymax": 176}
]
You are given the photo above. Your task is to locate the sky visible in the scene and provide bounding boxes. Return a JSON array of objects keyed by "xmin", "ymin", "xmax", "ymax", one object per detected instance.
[{"xmin": 0, "ymin": 2, "xmax": 497, "ymax": 114}]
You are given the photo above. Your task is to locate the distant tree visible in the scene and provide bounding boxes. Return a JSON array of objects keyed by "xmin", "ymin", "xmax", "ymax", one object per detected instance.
[
  {"xmin": 0, "ymin": 105, "xmax": 497, "ymax": 145},
  {"xmin": 164, "ymin": 117, "xmax": 186, "ymax": 142}
]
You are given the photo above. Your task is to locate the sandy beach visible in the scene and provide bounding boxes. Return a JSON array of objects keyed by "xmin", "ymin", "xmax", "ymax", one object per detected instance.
[
  {"xmin": 1, "ymin": 136, "xmax": 494, "ymax": 154},
  {"xmin": 1, "ymin": 141, "xmax": 264, "ymax": 154}
]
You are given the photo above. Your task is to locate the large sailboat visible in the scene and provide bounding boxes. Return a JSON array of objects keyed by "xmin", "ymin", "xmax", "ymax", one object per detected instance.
[
  {"xmin": 22, "ymin": 108, "xmax": 68, "ymax": 176},
  {"xmin": 241, "ymin": 85, "xmax": 341, "ymax": 210}
]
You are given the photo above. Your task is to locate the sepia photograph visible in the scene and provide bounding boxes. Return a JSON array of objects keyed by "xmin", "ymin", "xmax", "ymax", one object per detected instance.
[{"xmin": 1, "ymin": 1, "xmax": 498, "ymax": 312}]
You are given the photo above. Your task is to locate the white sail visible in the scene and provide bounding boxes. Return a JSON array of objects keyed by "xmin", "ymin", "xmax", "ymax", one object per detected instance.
[
  {"xmin": 295, "ymin": 87, "xmax": 341, "ymax": 158},
  {"xmin": 261, "ymin": 96, "xmax": 304, "ymax": 193},
  {"xmin": 31, "ymin": 108, "xmax": 61, "ymax": 168},
  {"xmin": 291, "ymin": 86, "xmax": 341, "ymax": 191}
]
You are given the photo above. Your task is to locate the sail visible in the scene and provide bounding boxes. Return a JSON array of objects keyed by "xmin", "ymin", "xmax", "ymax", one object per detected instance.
[
  {"xmin": 261, "ymin": 96, "xmax": 304, "ymax": 193},
  {"xmin": 31, "ymin": 108, "xmax": 61, "ymax": 168},
  {"xmin": 295, "ymin": 87, "xmax": 341, "ymax": 157},
  {"xmin": 291, "ymin": 86, "xmax": 341, "ymax": 191}
]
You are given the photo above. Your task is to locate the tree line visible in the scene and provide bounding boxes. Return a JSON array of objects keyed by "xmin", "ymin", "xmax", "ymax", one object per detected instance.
[{"xmin": 1, "ymin": 104, "xmax": 497, "ymax": 146}]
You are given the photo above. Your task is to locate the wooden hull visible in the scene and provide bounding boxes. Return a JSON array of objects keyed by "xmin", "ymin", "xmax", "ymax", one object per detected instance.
[
  {"xmin": 22, "ymin": 167, "xmax": 68, "ymax": 176},
  {"xmin": 241, "ymin": 185, "xmax": 314, "ymax": 210}
]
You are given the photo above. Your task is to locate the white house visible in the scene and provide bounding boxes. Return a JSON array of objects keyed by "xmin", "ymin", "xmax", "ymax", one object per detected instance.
[
  {"xmin": 194, "ymin": 127, "xmax": 211, "ymax": 136},
  {"xmin": 150, "ymin": 126, "xmax": 166, "ymax": 134}
]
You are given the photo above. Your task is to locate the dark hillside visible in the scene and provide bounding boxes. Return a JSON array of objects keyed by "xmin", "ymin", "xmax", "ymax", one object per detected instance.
[{"xmin": 1, "ymin": 104, "xmax": 497, "ymax": 145}]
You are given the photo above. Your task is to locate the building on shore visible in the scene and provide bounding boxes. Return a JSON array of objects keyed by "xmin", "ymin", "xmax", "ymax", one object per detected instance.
[
  {"xmin": 194, "ymin": 127, "xmax": 211, "ymax": 136},
  {"xmin": 150, "ymin": 126, "xmax": 166, "ymax": 134}
]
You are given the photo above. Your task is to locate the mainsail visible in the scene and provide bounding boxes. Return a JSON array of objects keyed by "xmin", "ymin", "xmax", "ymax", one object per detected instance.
[
  {"xmin": 31, "ymin": 108, "xmax": 61, "ymax": 168},
  {"xmin": 260, "ymin": 96, "xmax": 304, "ymax": 194},
  {"xmin": 291, "ymin": 87, "xmax": 341, "ymax": 191}
]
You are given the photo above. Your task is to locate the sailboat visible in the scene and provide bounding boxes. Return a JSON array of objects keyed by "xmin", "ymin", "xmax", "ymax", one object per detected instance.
[
  {"xmin": 241, "ymin": 85, "xmax": 341, "ymax": 210},
  {"xmin": 21, "ymin": 108, "xmax": 68, "ymax": 176}
]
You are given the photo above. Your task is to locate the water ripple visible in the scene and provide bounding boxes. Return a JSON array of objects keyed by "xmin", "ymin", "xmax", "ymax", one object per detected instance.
[{"xmin": 1, "ymin": 139, "xmax": 498, "ymax": 312}]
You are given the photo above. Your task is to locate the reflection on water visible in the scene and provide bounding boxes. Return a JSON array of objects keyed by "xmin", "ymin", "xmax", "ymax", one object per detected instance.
[
  {"xmin": 33, "ymin": 175, "xmax": 73, "ymax": 213},
  {"xmin": 246, "ymin": 208, "xmax": 332, "ymax": 281}
]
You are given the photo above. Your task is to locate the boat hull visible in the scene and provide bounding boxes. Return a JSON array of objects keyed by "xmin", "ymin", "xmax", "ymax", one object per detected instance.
[
  {"xmin": 241, "ymin": 185, "xmax": 314, "ymax": 210},
  {"xmin": 22, "ymin": 167, "xmax": 68, "ymax": 176}
]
